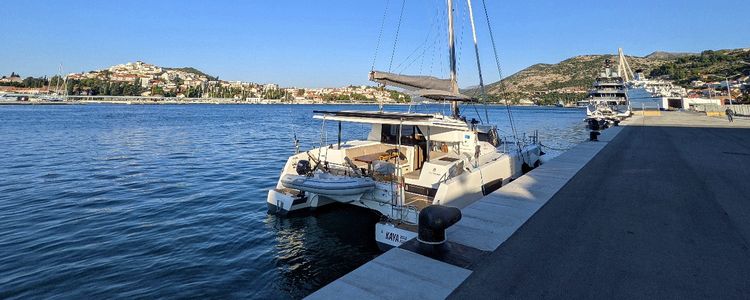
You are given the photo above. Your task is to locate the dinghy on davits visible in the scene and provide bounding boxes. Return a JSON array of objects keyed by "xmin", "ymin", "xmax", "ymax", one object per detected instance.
[{"xmin": 281, "ymin": 174, "xmax": 375, "ymax": 200}]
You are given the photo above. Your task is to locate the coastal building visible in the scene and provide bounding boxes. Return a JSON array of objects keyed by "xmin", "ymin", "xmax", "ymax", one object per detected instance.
[
  {"xmin": 110, "ymin": 74, "xmax": 139, "ymax": 83},
  {"xmin": 0, "ymin": 74, "xmax": 23, "ymax": 84}
]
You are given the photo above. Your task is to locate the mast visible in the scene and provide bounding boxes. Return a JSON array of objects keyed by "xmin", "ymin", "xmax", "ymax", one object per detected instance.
[
  {"xmin": 617, "ymin": 48, "xmax": 634, "ymax": 82},
  {"xmin": 447, "ymin": 0, "xmax": 460, "ymax": 118},
  {"xmin": 466, "ymin": 0, "xmax": 489, "ymax": 122}
]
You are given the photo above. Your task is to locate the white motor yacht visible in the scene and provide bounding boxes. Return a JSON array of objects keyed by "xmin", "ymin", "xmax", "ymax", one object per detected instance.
[{"xmin": 584, "ymin": 59, "xmax": 632, "ymax": 127}]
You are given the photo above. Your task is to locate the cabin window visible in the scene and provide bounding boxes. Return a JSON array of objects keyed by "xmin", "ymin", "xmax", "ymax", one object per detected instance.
[
  {"xmin": 478, "ymin": 128, "xmax": 501, "ymax": 147},
  {"xmin": 478, "ymin": 132, "xmax": 490, "ymax": 142},
  {"xmin": 381, "ymin": 124, "xmax": 423, "ymax": 146}
]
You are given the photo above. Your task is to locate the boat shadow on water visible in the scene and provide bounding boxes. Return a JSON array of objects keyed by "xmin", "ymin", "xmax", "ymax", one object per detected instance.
[{"xmin": 264, "ymin": 203, "xmax": 381, "ymax": 298}]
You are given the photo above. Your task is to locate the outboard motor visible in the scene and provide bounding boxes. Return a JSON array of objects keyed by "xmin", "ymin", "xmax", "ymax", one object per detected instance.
[
  {"xmin": 295, "ymin": 160, "xmax": 312, "ymax": 175},
  {"xmin": 415, "ymin": 205, "xmax": 462, "ymax": 256}
]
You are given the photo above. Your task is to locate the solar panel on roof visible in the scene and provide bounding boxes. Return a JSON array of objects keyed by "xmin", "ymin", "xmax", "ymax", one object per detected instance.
[{"xmin": 312, "ymin": 110, "xmax": 434, "ymax": 121}]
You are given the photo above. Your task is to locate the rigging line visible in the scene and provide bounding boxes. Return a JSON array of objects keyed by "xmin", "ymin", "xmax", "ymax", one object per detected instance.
[
  {"xmin": 437, "ymin": 0, "xmax": 446, "ymax": 78},
  {"xmin": 471, "ymin": 100, "xmax": 483, "ymax": 124},
  {"xmin": 371, "ymin": 0, "xmax": 392, "ymax": 71},
  {"xmin": 395, "ymin": 0, "xmax": 440, "ymax": 73},
  {"xmin": 398, "ymin": 3, "xmax": 442, "ymax": 74},
  {"xmin": 402, "ymin": 41, "xmax": 434, "ymax": 73},
  {"xmin": 427, "ymin": 3, "xmax": 442, "ymax": 77},
  {"xmin": 388, "ymin": 0, "xmax": 408, "ymax": 72},
  {"xmin": 419, "ymin": 1, "xmax": 440, "ymax": 74},
  {"xmin": 393, "ymin": 31, "xmax": 432, "ymax": 73},
  {"xmin": 401, "ymin": 25, "xmax": 442, "ymax": 73},
  {"xmin": 456, "ymin": 0, "xmax": 466, "ymax": 77},
  {"xmin": 480, "ymin": 0, "xmax": 519, "ymax": 149},
  {"xmin": 428, "ymin": 0, "xmax": 445, "ymax": 77}
]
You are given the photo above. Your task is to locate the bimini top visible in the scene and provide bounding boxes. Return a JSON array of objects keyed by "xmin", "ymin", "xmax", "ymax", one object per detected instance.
[
  {"xmin": 312, "ymin": 110, "xmax": 469, "ymax": 129},
  {"xmin": 313, "ymin": 110, "xmax": 434, "ymax": 121}
]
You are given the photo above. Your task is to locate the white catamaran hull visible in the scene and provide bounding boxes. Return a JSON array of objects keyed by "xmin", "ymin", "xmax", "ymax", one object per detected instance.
[{"xmin": 267, "ymin": 143, "xmax": 542, "ymax": 248}]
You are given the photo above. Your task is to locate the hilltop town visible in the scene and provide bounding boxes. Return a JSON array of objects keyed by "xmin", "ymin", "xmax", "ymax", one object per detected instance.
[
  {"xmin": 3, "ymin": 50, "xmax": 749, "ymax": 105},
  {"xmin": 0, "ymin": 61, "xmax": 409, "ymax": 104}
]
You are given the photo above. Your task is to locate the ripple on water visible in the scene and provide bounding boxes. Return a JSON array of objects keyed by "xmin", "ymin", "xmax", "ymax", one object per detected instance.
[{"xmin": 0, "ymin": 104, "xmax": 585, "ymax": 299}]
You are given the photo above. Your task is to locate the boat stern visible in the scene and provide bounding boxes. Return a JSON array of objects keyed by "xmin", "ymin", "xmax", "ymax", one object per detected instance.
[
  {"xmin": 267, "ymin": 188, "xmax": 310, "ymax": 215},
  {"xmin": 375, "ymin": 221, "xmax": 418, "ymax": 251}
]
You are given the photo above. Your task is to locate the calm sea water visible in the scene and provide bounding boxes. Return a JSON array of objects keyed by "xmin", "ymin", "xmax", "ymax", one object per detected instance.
[{"xmin": 0, "ymin": 104, "xmax": 586, "ymax": 299}]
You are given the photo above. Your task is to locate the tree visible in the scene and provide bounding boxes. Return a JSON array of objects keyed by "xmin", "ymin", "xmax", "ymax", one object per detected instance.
[
  {"xmin": 152, "ymin": 86, "xmax": 165, "ymax": 96},
  {"xmin": 351, "ymin": 93, "xmax": 370, "ymax": 101},
  {"xmin": 388, "ymin": 90, "xmax": 410, "ymax": 103}
]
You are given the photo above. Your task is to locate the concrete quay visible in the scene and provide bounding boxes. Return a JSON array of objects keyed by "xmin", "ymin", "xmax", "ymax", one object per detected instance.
[{"xmin": 308, "ymin": 111, "xmax": 750, "ymax": 299}]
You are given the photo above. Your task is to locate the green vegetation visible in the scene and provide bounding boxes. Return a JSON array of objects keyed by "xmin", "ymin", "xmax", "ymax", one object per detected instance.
[
  {"xmin": 389, "ymin": 90, "xmax": 411, "ymax": 103},
  {"xmin": 535, "ymin": 92, "xmax": 587, "ymax": 105},
  {"xmin": 163, "ymin": 67, "xmax": 218, "ymax": 81},
  {"xmin": 1, "ymin": 75, "xmax": 47, "ymax": 88},
  {"xmin": 262, "ymin": 88, "xmax": 284, "ymax": 99},
  {"xmin": 649, "ymin": 49, "xmax": 750, "ymax": 84},
  {"xmin": 474, "ymin": 48, "xmax": 750, "ymax": 104},
  {"xmin": 64, "ymin": 78, "xmax": 144, "ymax": 96},
  {"xmin": 350, "ymin": 93, "xmax": 371, "ymax": 101}
]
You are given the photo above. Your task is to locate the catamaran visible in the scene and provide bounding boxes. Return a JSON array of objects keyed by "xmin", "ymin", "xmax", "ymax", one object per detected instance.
[{"xmin": 266, "ymin": 0, "xmax": 543, "ymax": 249}]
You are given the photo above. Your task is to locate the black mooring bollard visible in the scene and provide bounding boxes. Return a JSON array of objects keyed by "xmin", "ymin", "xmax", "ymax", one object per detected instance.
[
  {"xmin": 590, "ymin": 131, "xmax": 601, "ymax": 141},
  {"xmin": 587, "ymin": 119, "xmax": 601, "ymax": 131},
  {"xmin": 418, "ymin": 205, "xmax": 462, "ymax": 246}
]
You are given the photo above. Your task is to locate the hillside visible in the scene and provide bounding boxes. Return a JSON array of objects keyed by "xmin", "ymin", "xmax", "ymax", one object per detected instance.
[
  {"xmin": 163, "ymin": 67, "xmax": 218, "ymax": 81},
  {"xmin": 481, "ymin": 49, "xmax": 750, "ymax": 104},
  {"xmin": 479, "ymin": 54, "xmax": 666, "ymax": 104},
  {"xmin": 649, "ymin": 48, "xmax": 750, "ymax": 85},
  {"xmin": 645, "ymin": 51, "xmax": 696, "ymax": 60}
]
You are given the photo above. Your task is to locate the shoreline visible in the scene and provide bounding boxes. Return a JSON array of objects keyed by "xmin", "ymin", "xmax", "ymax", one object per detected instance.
[{"xmin": 0, "ymin": 100, "xmax": 581, "ymax": 108}]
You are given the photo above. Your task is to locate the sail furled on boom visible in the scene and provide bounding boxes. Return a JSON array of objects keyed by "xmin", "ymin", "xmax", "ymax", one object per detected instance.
[
  {"xmin": 369, "ymin": 71, "xmax": 476, "ymax": 102},
  {"xmin": 369, "ymin": 71, "xmax": 452, "ymax": 91}
]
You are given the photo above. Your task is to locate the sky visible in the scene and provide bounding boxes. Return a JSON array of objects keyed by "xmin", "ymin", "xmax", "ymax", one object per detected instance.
[{"xmin": 1, "ymin": 0, "xmax": 748, "ymax": 88}]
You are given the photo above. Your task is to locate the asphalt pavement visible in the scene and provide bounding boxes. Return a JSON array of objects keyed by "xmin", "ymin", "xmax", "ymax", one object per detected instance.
[{"xmin": 449, "ymin": 119, "xmax": 750, "ymax": 299}]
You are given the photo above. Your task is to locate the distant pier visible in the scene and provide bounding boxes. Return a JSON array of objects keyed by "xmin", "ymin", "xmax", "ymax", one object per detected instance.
[{"xmin": 308, "ymin": 111, "xmax": 750, "ymax": 299}]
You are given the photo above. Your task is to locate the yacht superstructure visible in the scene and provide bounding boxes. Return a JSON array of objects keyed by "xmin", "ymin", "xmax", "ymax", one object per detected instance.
[
  {"xmin": 630, "ymin": 73, "xmax": 687, "ymax": 98},
  {"xmin": 582, "ymin": 59, "xmax": 632, "ymax": 125},
  {"xmin": 627, "ymin": 71, "xmax": 688, "ymax": 110}
]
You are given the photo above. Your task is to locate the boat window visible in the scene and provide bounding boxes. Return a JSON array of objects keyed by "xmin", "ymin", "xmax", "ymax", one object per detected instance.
[
  {"xmin": 478, "ymin": 132, "xmax": 489, "ymax": 142},
  {"xmin": 381, "ymin": 124, "xmax": 422, "ymax": 146},
  {"xmin": 381, "ymin": 124, "xmax": 398, "ymax": 144}
]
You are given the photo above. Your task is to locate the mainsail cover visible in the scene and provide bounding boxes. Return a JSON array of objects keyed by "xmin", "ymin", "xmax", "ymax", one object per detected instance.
[
  {"xmin": 369, "ymin": 71, "xmax": 452, "ymax": 91},
  {"xmin": 369, "ymin": 71, "xmax": 476, "ymax": 102}
]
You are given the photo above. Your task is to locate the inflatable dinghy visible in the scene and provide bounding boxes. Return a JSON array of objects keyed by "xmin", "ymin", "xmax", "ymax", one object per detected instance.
[{"xmin": 281, "ymin": 173, "xmax": 375, "ymax": 197}]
